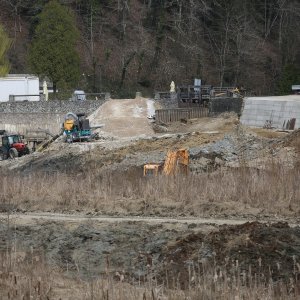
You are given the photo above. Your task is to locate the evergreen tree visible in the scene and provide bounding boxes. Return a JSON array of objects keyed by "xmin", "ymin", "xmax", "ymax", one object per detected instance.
[
  {"xmin": 278, "ymin": 64, "xmax": 300, "ymax": 95},
  {"xmin": 0, "ymin": 24, "xmax": 11, "ymax": 76},
  {"xmin": 28, "ymin": 0, "xmax": 80, "ymax": 95}
]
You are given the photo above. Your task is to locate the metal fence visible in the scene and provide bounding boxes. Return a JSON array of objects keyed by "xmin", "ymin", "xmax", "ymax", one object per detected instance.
[{"xmin": 155, "ymin": 107, "xmax": 209, "ymax": 123}]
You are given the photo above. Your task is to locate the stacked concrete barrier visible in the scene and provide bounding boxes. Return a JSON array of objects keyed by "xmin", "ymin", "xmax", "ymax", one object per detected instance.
[{"xmin": 240, "ymin": 95, "xmax": 300, "ymax": 129}]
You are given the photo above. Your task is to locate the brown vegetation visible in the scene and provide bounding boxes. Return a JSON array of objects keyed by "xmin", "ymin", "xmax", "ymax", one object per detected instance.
[
  {"xmin": 0, "ymin": 248, "xmax": 298, "ymax": 299},
  {"xmin": 0, "ymin": 162, "xmax": 299, "ymax": 218}
]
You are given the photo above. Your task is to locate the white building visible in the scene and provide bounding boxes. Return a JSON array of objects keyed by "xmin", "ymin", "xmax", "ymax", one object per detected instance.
[{"xmin": 0, "ymin": 74, "xmax": 40, "ymax": 102}]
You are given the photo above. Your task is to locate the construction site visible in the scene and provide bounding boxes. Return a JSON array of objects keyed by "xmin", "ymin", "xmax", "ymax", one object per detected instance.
[{"xmin": 0, "ymin": 88, "xmax": 300, "ymax": 299}]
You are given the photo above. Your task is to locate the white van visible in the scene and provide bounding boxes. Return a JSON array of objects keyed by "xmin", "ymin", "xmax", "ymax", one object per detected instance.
[{"xmin": 72, "ymin": 90, "xmax": 86, "ymax": 101}]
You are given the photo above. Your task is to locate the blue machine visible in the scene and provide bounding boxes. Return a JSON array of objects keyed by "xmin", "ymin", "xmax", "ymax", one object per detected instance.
[{"xmin": 63, "ymin": 112, "xmax": 92, "ymax": 142}]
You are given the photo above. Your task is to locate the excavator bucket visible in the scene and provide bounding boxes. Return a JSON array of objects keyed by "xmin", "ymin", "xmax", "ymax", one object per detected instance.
[{"xmin": 143, "ymin": 163, "xmax": 160, "ymax": 176}]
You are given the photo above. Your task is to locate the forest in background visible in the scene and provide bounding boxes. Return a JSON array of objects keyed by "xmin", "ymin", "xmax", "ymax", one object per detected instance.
[{"xmin": 0, "ymin": 0, "xmax": 299, "ymax": 97}]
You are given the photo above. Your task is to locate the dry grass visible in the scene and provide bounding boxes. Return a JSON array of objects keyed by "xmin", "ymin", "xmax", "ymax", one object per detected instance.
[
  {"xmin": 250, "ymin": 128, "xmax": 288, "ymax": 139},
  {"xmin": 0, "ymin": 249, "xmax": 299, "ymax": 300},
  {"xmin": 0, "ymin": 162, "xmax": 299, "ymax": 217}
]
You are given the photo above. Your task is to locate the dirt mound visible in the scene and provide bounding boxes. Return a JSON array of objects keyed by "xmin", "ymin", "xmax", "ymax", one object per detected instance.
[
  {"xmin": 1, "ymin": 123, "xmax": 297, "ymax": 175},
  {"xmin": 160, "ymin": 222, "xmax": 300, "ymax": 288},
  {"xmin": 89, "ymin": 97, "xmax": 155, "ymax": 138},
  {"xmin": 1, "ymin": 219, "xmax": 299, "ymax": 290}
]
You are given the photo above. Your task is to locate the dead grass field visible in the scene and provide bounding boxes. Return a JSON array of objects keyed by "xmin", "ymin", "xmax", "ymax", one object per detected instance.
[
  {"xmin": 0, "ymin": 249, "xmax": 298, "ymax": 300},
  {"xmin": 0, "ymin": 162, "xmax": 299, "ymax": 219}
]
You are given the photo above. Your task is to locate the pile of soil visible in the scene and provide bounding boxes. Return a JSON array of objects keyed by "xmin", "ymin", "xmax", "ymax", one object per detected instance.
[
  {"xmin": 0, "ymin": 219, "xmax": 299, "ymax": 288},
  {"xmin": 159, "ymin": 222, "xmax": 300, "ymax": 288},
  {"xmin": 89, "ymin": 97, "xmax": 155, "ymax": 138}
]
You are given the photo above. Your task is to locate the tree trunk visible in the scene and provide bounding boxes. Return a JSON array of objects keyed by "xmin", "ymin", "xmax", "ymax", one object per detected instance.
[
  {"xmin": 53, "ymin": 82, "xmax": 57, "ymax": 99},
  {"xmin": 119, "ymin": 52, "xmax": 136, "ymax": 89}
]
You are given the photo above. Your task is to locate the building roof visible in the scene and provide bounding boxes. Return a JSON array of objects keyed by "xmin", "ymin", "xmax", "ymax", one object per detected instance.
[
  {"xmin": 292, "ymin": 85, "xmax": 300, "ymax": 90},
  {"xmin": 0, "ymin": 74, "xmax": 38, "ymax": 80}
]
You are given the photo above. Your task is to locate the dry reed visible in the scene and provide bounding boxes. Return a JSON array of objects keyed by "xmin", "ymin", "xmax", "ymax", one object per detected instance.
[
  {"xmin": 0, "ymin": 248, "xmax": 298, "ymax": 299},
  {"xmin": 0, "ymin": 163, "xmax": 299, "ymax": 217}
]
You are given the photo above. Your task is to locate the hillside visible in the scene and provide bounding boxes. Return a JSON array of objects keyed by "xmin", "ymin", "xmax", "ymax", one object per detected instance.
[{"xmin": 0, "ymin": 0, "xmax": 299, "ymax": 96}]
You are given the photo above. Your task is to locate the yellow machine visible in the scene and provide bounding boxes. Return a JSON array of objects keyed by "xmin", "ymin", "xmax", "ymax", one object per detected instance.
[
  {"xmin": 143, "ymin": 149, "xmax": 189, "ymax": 176},
  {"xmin": 63, "ymin": 119, "xmax": 75, "ymax": 131}
]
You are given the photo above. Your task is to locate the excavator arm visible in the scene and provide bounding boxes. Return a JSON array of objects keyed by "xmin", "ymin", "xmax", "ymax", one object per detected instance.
[{"xmin": 162, "ymin": 149, "xmax": 189, "ymax": 175}]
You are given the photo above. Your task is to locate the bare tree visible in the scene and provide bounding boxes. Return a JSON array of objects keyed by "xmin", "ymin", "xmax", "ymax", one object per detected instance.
[{"xmin": 1, "ymin": 0, "xmax": 23, "ymax": 40}]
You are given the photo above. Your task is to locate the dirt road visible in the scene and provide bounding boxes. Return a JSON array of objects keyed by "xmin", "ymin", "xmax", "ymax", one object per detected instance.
[{"xmin": 1, "ymin": 212, "xmax": 298, "ymax": 227}]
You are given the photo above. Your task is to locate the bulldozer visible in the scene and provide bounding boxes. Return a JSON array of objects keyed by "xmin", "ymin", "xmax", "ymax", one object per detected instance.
[
  {"xmin": 143, "ymin": 149, "xmax": 189, "ymax": 176},
  {"xmin": 0, "ymin": 134, "xmax": 30, "ymax": 160}
]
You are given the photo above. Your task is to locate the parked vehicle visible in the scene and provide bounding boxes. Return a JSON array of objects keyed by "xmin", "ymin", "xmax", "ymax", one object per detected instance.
[
  {"xmin": 0, "ymin": 134, "xmax": 30, "ymax": 160},
  {"xmin": 72, "ymin": 90, "xmax": 86, "ymax": 101}
]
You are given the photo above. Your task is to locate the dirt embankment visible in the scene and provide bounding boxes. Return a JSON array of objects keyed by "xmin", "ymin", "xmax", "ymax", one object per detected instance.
[
  {"xmin": 89, "ymin": 97, "xmax": 155, "ymax": 138},
  {"xmin": 0, "ymin": 217, "xmax": 299, "ymax": 288}
]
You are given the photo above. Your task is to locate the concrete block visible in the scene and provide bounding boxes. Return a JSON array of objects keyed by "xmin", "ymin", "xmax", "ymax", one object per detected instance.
[{"xmin": 241, "ymin": 96, "xmax": 300, "ymax": 129}]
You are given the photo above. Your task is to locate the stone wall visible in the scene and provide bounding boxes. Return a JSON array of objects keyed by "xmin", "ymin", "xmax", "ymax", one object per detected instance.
[
  {"xmin": 210, "ymin": 97, "xmax": 243, "ymax": 116},
  {"xmin": 0, "ymin": 100, "xmax": 105, "ymax": 136},
  {"xmin": 154, "ymin": 92, "xmax": 178, "ymax": 109},
  {"xmin": 0, "ymin": 100, "xmax": 105, "ymax": 114}
]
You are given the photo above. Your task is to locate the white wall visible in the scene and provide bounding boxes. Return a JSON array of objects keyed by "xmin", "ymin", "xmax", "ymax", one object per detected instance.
[
  {"xmin": 240, "ymin": 95, "xmax": 300, "ymax": 129},
  {"xmin": 0, "ymin": 75, "xmax": 40, "ymax": 102}
]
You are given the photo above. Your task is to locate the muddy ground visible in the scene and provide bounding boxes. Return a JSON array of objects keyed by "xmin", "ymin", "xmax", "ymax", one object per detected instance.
[{"xmin": 1, "ymin": 216, "xmax": 299, "ymax": 288}]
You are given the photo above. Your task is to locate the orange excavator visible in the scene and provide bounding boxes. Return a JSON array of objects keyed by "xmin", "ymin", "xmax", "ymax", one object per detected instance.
[{"xmin": 143, "ymin": 149, "xmax": 189, "ymax": 176}]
